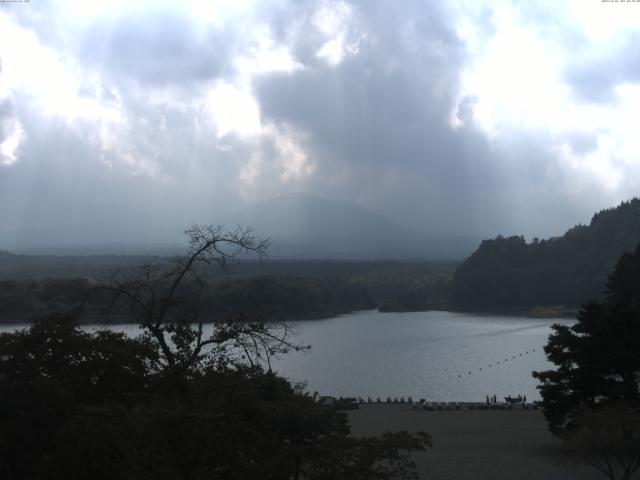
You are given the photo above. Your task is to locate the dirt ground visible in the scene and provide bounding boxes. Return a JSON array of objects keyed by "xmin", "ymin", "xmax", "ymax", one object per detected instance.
[{"xmin": 348, "ymin": 404, "xmax": 603, "ymax": 480}]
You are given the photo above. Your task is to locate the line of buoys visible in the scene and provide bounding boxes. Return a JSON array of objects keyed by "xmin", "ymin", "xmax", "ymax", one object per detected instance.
[{"xmin": 456, "ymin": 346, "xmax": 543, "ymax": 379}]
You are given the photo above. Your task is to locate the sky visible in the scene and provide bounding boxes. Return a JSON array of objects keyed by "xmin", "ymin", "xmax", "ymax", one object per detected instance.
[{"xmin": 1, "ymin": 0, "xmax": 640, "ymax": 248}]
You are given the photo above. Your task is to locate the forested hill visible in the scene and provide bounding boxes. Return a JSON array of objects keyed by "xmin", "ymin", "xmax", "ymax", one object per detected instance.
[{"xmin": 450, "ymin": 198, "xmax": 640, "ymax": 309}]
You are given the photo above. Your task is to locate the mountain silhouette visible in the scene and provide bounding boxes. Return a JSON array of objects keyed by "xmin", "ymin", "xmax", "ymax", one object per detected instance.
[{"xmin": 230, "ymin": 193, "xmax": 479, "ymax": 260}]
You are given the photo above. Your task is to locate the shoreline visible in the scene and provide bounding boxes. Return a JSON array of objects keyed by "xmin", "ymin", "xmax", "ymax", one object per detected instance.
[
  {"xmin": 380, "ymin": 305, "xmax": 579, "ymax": 319},
  {"xmin": 0, "ymin": 305, "xmax": 579, "ymax": 325}
]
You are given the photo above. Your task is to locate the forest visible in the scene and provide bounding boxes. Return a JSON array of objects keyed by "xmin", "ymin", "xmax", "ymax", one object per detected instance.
[
  {"xmin": 0, "ymin": 253, "xmax": 455, "ymax": 323},
  {"xmin": 450, "ymin": 199, "xmax": 640, "ymax": 311}
]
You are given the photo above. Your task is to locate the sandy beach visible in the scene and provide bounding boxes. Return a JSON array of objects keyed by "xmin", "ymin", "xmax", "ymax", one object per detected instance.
[{"xmin": 348, "ymin": 404, "xmax": 602, "ymax": 480}]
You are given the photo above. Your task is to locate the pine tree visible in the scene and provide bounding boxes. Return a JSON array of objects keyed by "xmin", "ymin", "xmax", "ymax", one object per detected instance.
[{"xmin": 533, "ymin": 245, "xmax": 640, "ymax": 433}]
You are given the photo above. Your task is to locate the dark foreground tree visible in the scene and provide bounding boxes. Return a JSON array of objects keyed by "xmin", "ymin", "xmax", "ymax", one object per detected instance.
[
  {"xmin": 0, "ymin": 225, "xmax": 431, "ymax": 479},
  {"xmin": 533, "ymin": 245, "xmax": 640, "ymax": 433},
  {"xmin": 533, "ymin": 245, "xmax": 640, "ymax": 479},
  {"xmin": 0, "ymin": 313, "xmax": 155, "ymax": 479}
]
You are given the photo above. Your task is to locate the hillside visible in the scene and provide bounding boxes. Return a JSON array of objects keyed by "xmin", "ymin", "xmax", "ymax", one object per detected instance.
[{"xmin": 450, "ymin": 198, "xmax": 640, "ymax": 309}]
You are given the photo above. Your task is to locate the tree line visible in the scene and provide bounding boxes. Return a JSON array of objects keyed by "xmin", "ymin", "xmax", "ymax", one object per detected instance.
[
  {"xmin": 451, "ymin": 198, "xmax": 640, "ymax": 309},
  {"xmin": 0, "ymin": 258, "xmax": 455, "ymax": 323}
]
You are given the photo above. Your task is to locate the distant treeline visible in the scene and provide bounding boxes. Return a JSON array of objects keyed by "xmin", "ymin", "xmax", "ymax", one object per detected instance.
[
  {"xmin": 0, "ymin": 250, "xmax": 149, "ymax": 280},
  {"xmin": 0, "ymin": 259, "xmax": 456, "ymax": 323},
  {"xmin": 9, "ymin": 198, "xmax": 638, "ymax": 320},
  {"xmin": 451, "ymin": 198, "xmax": 640, "ymax": 309}
]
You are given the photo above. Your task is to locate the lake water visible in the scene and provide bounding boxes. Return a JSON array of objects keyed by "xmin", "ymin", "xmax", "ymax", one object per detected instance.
[
  {"xmin": 0, "ymin": 310, "xmax": 571, "ymax": 402},
  {"xmin": 273, "ymin": 310, "xmax": 568, "ymax": 402}
]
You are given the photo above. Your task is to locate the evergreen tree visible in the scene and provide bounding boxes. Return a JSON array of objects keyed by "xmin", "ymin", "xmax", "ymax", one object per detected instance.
[{"xmin": 533, "ymin": 245, "xmax": 640, "ymax": 434}]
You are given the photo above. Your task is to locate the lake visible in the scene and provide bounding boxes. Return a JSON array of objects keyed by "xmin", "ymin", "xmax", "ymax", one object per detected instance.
[{"xmin": 0, "ymin": 310, "xmax": 571, "ymax": 402}]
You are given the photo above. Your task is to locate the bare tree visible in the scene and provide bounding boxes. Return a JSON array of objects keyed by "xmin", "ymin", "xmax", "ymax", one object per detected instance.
[{"xmin": 100, "ymin": 225, "xmax": 305, "ymax": 378}]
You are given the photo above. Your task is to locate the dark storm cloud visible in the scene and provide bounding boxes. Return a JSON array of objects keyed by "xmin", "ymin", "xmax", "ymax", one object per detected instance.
[
  {"xmin": 257, "ymin": 0, "xmax": 465, "ymax": 166},
  {"xmin": 253, "ymin": 0, "xmax": 582, "ymax": 235}
]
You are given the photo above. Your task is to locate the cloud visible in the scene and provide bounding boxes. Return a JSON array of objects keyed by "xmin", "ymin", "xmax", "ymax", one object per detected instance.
[
  {"xmin": 79, "ymin": 11, "xmax": 228, "ymax": 86},
  {"xmin": 565, "ymin": 31, "xmax": 640, "ymax": 102},
  {"xmin": 0, "ymin": 95, "xmax": 25, "ymax": 166},
  {"xmin": 1, "ymin": 0, "xmax": 640, "ymax": 248},
  {"xmin": 253, "ymin": 1, "xmax": 578, "ymax": 235},
  {"xmin": 450, "ymin": 0, "xmax": 640, "ymax": 207}
]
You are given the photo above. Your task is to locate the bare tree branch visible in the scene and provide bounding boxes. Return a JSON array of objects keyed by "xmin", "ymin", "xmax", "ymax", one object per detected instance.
[{"xmin": 95, "ymin": 224, "xmax": 300, "ymax": 384}]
